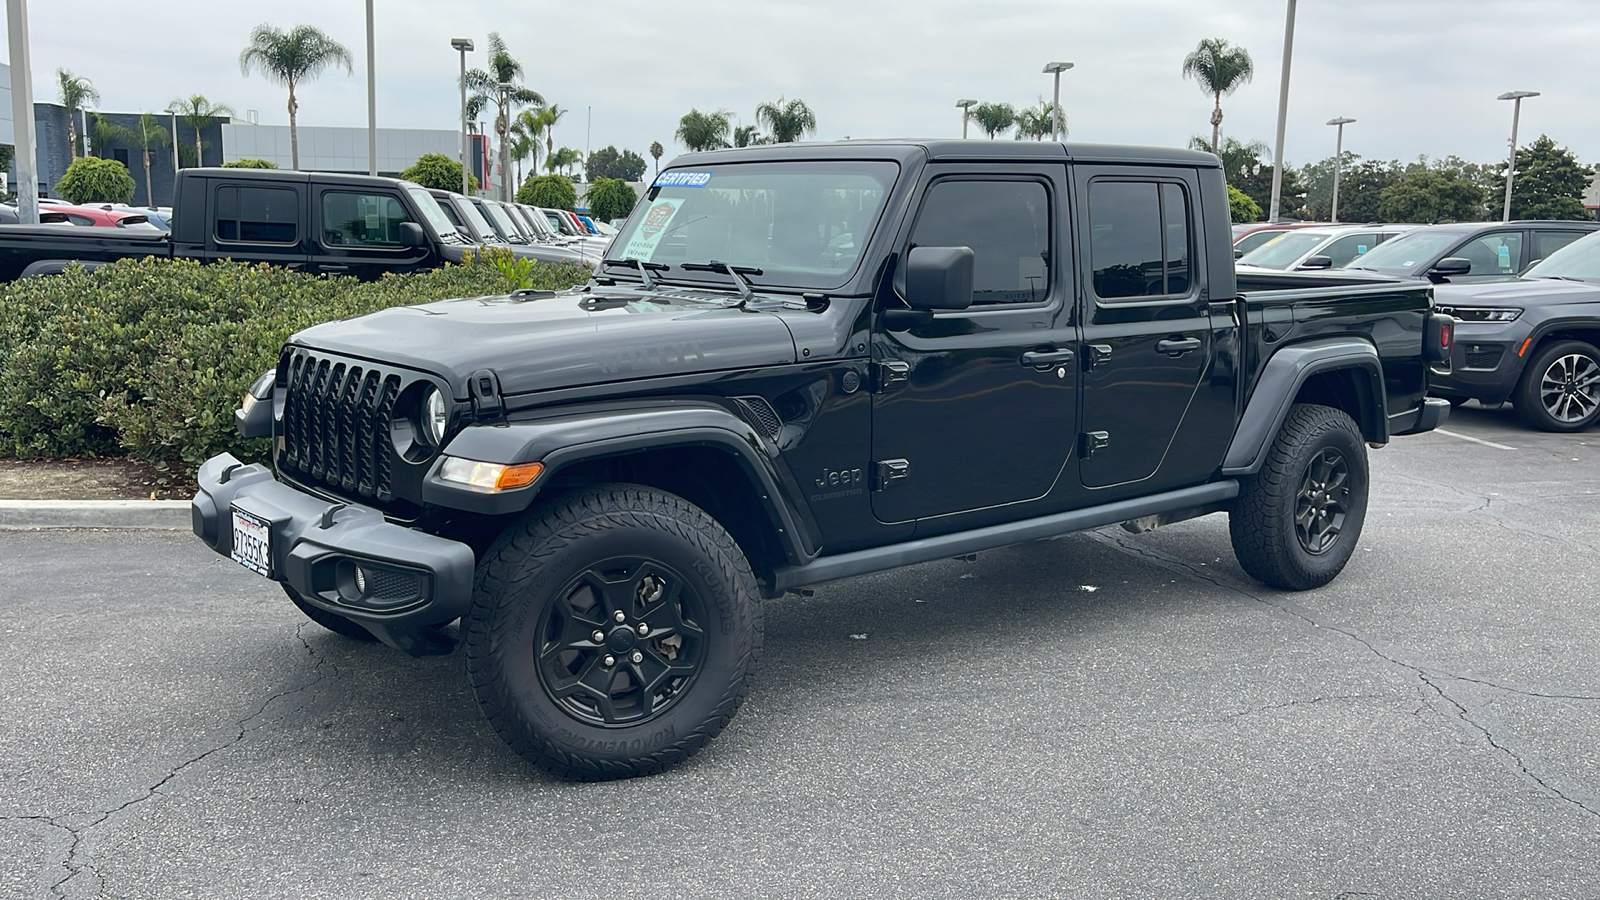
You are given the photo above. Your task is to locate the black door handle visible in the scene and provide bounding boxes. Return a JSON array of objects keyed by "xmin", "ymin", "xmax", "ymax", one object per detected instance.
[
  {"xmin": 1155, "ymin": 337, "xmax": 1203, "ymax": 355},
  {"xmin": 1021, "ymin": 348, "xmax": 1076, "ymax": 367},
  {"xmin": 319, "ymin": 264, "xmax": 350, "ymax": 273}
]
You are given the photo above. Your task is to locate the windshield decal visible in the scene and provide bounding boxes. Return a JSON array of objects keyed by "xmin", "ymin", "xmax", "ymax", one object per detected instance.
[
  {"xmin": 621, "ymin": 198, "xmax": 685, "ymax": 261},
  {"xmin": 654, "ymin": 171, "xmax": 713, "ymax": 188}
]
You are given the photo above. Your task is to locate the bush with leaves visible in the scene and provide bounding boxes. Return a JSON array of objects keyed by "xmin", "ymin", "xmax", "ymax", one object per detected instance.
[
  {"xmin": 220, "ymin": 158, "xmax": 279, "ymax": 169},
  {"xmin": 584, "ymin": 178, "xmax": 639, "ymax": 223},
  {"xmin": 1228, "ymin": 185, "xmax": 1262, "ymax": 223},
  {"xmin": 54, "ymin": 156, "xmax": 137, "ymax": 204},
  {"xmin": 0, "ymin": 255, "xmax": 589, "ymax": 466},
  {"xmin": 517, "ymin": 173, "xmax": 577, "ymax": 210},
  {"xmin": 401, "ymin": 152, "xmax": 478, "ymax": 192}
]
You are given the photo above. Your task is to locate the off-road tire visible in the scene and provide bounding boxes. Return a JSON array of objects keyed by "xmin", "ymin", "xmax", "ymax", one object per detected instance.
[
  {"xmin": 1230, "ymin": 404, "xmax": 1369, "ymax": 591},
  {"xmin": 465, "ymin": 484, "xmax": 762, "ymax": 781},
  {"xmin": 1514, "ymin": 339, "xmax": 1600, "ymax": 432},
  {"xmin": 283, "ymin": 585, "xmax": 378, "ymax": 641}
]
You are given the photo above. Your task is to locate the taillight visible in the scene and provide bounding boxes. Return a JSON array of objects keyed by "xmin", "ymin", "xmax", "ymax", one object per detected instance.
[{"xmin": 1425, "ymin": 313, "xmax": 1454, "ymax": 363}]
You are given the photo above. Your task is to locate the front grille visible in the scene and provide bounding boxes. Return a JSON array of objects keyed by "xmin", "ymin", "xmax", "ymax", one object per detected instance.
[
  {"xmin": 279, "ymin": 349, "xmax": 408, "ymax": 503},
  {"xmin": 365, "ymin": 567, "xmax": 423, "ymax": 605},
  {"xmin": 1463, "ymin": 344, "xmax": 1505, "ymax": 370}
]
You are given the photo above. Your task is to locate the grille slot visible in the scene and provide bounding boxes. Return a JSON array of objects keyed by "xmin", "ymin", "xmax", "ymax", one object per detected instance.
[
  {"xmin": 1463, "ymin": 345, "xmax": 1504, "ymax": 370},
  {"xmin": 279, "ymin": 350, "xmax": 416, "ymax": 504},
  {"xmin": 735, "ymin": 397, "xmax": 783, "ymax": 440}
]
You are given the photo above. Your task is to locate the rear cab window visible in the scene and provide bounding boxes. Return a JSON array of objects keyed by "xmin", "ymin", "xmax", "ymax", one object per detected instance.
[
  {"xmin": 215, "ymin": 185, "xmax": 298, "ymax": 244},
  {"xmin": 1089, "ymin": 180, "xmax": 1192, "ymax": 299}
]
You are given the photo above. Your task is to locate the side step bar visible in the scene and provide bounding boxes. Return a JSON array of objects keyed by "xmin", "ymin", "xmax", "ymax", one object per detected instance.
[{"xmin": 770, "ymin": 480, "xmax": 1239, "ymax": 594}]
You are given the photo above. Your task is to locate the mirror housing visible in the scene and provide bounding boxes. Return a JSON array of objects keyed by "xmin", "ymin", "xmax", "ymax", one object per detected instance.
[
  {"xmin": 398, "ymin": 221, "xmax": 428, "ymax": 248},
  {"xmin": 1298, "ymin": 255, "xmax": 1334, "ymax": 270},
  {"xmin": 905, "ymin": 246, "xmax": 975, "ymax": 311},
  {"xmin": 1430, "ymin": 257, "xmax": 1472, "ymax": 276},
  {"xmin": 1233, "ymin": 248, "xmax": 1244, "ymax": 259}
]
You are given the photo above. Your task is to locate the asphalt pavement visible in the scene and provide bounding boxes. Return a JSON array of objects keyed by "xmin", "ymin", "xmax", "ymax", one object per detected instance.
[{"xmin": 2, "ymin": 402, "xmax": 1598, "ymax": 899}]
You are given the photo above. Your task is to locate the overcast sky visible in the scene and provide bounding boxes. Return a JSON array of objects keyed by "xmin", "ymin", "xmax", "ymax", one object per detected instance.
[{"xmin": 8, "ymin": 0, "xmax": 1597, "ymax": 171}]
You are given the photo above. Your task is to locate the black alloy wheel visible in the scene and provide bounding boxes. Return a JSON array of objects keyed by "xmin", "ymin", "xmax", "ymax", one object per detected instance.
[
  {"xmin": 1294, "ymin": 448, "xmax": 1350, "ymax": 555},
  {"xmin": 1516, "ymin": 340, "xmax": 1600, "ymax": 432}
]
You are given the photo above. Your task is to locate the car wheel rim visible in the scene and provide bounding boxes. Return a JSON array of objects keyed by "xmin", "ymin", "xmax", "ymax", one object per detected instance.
[
  {"xmin": 1538, "ymin": 353, "xmax": 1600, "ymax": 424},
  {"xmin": 1294, "ymin": 448, "xmax": 1350, "ymax": 556},
  {"xmin": 535, "ymin": 557, "xmax": 707, "ymax": 728}
]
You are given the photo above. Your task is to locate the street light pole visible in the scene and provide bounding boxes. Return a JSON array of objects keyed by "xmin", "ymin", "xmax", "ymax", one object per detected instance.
[
  {"xmin": 165, "ymin": 107, "xmax": 180, "ymax": 195},
  {"xmin": 955, "ymin": 99, "xmax": 976, "ymax": 139},
  {"xmin": 1268, "ymin": 0, "xmax": 1297, "ymax": 222},
  {"xmin": 365, "ymin": 0, "xmax": 377, "ymax": 176},
  {"xmin": 451, "ymin": 38, "xmax": 474, "ymax": 195},
  {"xmin": 1326, "ymin": 117, "xmax": 1355, "ymax": 224},
  {"xmin": 7, "ymin": 0, "xmax": 40, "ymax": 224},
  {"xmin": 1498, "ymin": 90, "xmax": 1539, "ymax": 222},
  {"xmin": 1042, "ymin": 62, "xmax": 1073, "ymax": 142}
]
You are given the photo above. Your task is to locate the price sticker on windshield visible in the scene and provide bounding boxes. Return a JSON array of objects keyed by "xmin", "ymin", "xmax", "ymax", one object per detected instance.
[
  {"xmin": 654, "ymin": 171, "xmax": 713, "ymax": 188},
  {"xmin": 622, "ymin": 198, "xmax": 685, "ymax": 261}
]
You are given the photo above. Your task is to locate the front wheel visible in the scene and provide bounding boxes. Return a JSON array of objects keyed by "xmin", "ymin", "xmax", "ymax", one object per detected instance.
[
  {"xmin": 1230, "ymin": 404, "xmax": 1369, "ymax": 591},
  {"xmin": 1514, "ymin": 340, "xmax": 1600, "ymax": 432},
  {"xmin": 465, "ymin": 484, "xmax": 762, "ymax": 780}
]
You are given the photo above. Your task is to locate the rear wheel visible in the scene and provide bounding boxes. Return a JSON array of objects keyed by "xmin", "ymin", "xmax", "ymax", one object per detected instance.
[
  {"xmin": 1514, "ymin": 340, "xmax": 1600, "ymax": 432},
  {"xmin": 1230, "ymin": 404, "xmax": 1369, "ymax": 591},
  {"xmin": 465, "ymin": 484, "xmax": 762, "ymax": 780},
  {"xmin": 282, "ymin": 585, "xmax": 378, "ymax": 641}
]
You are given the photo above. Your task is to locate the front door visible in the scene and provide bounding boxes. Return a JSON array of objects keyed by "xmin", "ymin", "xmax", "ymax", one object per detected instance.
[
  {"xmin": 870, "ymin": 167, "xmax": 1079, "ymax": 524},
  {"xmin": 310, "ymin": 186, "xmax": 433, "ymax": 279},
  {"xmin": 1074, "ymin": 168, "xmax": 1218, "ymax": 490}
]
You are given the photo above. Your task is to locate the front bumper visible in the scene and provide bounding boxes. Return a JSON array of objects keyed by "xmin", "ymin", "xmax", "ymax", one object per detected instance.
[
  {"xmin": 1428, "ymin": 320, "xmax": 1532, "ymax": 405},
  {"xmin": 191, "ymin": 453, "xmax": 476, "ymax": 656}
]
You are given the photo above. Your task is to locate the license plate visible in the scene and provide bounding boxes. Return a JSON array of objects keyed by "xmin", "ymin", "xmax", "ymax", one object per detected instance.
[{"xmin": 231, "ymin": 506, "xmax": 273, "ymax": 578}]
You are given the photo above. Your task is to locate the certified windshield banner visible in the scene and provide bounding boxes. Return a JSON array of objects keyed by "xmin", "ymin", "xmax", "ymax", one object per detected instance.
[
  {"xmin": 654, "ymin": 171, "xmax": 713, "ymax": 188},
  {"xmin": 621, "ymin": 198, "xmax": 685, "ymax": 261}
]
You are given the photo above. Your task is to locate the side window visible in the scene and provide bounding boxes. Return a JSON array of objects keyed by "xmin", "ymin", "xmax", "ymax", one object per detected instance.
[
  {"xmin": 1090, "ymin": 180, "xmax": 1192, "ymax": 299},
  {"xmin": 66, "ymin": 214, "xmax": 93, "ymax": 226},
  {"xmin": 215, "ymin": 186, "xmax": 298, "ymax": 244},
  {"xmin": 1319, "ymin": 233, "xmax": 1381, "ymax": 268},
  {"xmin": 321, "ymin": 191, "xmax": 412, "ymax": 247},
  {"xmin": 1532, "ymin": 230, "xmax": 1585, "ymax": 263},
  {"xmin": 908, "ymin": 179, "xmax": 1051, "ymax": 305},
  {"xmin": 1456, "ymin": 232, "xmax": 1523, "ymax": 275}
]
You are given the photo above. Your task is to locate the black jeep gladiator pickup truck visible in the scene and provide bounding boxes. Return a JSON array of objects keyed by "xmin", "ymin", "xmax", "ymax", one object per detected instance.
[
  {"xmin": 0, "ymin": 167, "xmax": 590, "ymax": 281},
  {"xmin": 192, "ymin": 140, "xmax": 1452, "ymax": 779}
]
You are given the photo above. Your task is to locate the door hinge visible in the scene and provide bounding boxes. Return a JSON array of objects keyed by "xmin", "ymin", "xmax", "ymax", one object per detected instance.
[
  {"xmin": 1085, "ymin": 344, "xmax": 1113, "ymax": 370},
  {"xmin": 872, "ymin": 360, "xmax": 911, "ymax": 392},
  {"xmin": 1079, "ymin": 431, "xmax": 1110, "ymax": 458},
  {"xmin": 873, "ymin": 458, "xmax": 911, "ymax": 491}
]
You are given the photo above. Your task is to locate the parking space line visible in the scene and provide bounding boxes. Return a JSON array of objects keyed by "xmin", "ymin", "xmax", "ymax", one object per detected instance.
[{"xmin": 1435, "ymin": 429, "xmax": 1517, "ymax": 451}]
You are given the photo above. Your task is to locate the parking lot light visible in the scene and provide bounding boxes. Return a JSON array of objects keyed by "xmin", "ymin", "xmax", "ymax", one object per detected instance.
[
  {"xmin": 1326, "ymin": 117, "xmax": 1355, "ymax": 224},
  {"xmin": 955, "ymin": 99, "xmax": 977, "ymax": 139},
  {"xmin": 1497, "ymin": 90, "xmax": 1540, "ymax": 222},
  {"xmin": 450, "ymin": 38, "xmax": 474, "ymax": 196},
  {"xmin": 1042, "ymin": 62, "xmax": 1073, "ymax": 142}
]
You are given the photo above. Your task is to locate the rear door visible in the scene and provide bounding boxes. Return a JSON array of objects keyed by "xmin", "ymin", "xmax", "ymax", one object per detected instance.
[
  {"xmin": 205, "ymin": 181, "xmax": 309, "ymax": 269},
  {"xmin": 1073, "ymin": 166, "xmax": 1231, "ymax": 491}
]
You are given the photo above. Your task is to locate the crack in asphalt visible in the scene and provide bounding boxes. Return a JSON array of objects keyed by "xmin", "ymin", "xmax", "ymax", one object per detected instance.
[
  {"xmin": 41, "ymin": 624, "xmax": 330, "ymax": 899},
  {"xmin": 1387, "ymin": 471, "xmax": 1600, "ymax": 554},
  {"xmin": 1090, "ymin": 529, "xmax": 1600, "ymax": 821}
]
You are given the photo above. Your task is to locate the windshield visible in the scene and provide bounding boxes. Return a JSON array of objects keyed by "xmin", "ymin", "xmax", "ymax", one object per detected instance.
[
  {"xmin": 1345, "ymin": 229, "xmax": 1463, "ymax": 272},
  {"xmin": 613, "ymin": 161, "xmax": 899, "ymax": 289},
  {"xmin": 453, "ymin": 196, "xmax": 498, "ymax": 242},
  {"xmin": 1236, "ymin": 232, "xmax": 1330, "ymax": 269},
  {"xmin": 480, "ymin": 201, "xmax": 528, "ymax": 242},
  {"xmin": 1525, "ymin": 230, "xmax": 1600, "ymax": 281},
  {"xmin": 498, "ymin": 202, "xmax": 538, "ymax": 239},
  {"xmin": 405, "ymin": 186, "xmax": 463, "ymax": 242}
]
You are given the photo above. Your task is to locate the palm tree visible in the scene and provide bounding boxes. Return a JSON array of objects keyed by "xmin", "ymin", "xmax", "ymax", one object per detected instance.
[
  {"xmin": 754, "ymin": 97, "xmax": 817, "ymax": 143},
  {"xmin": 970, "ymin": 102, "xmax": 1016, "ymax": 140},
  {"xmin": 124, "ymin": 113, "xmax": 171, "ymax": 206},
  {"xmin": 649, "ymin": 140, "xmax": 664, "ymax": 179},
  {"xmin": 57, "ymin": 69, "xmax": 100, "ymax": 159},
  {"xmin": 733, "ymin": 125, "xmax": 764, "ymax": 148},
  {"xmin": 1013, "ymin": 99, "xmax": 1065, "ymax": 141},
  {"xmin": 675, "ymin": 109, "xmax": 731, "ymax": 152},
  {"xmin": 539, "ymin": 105, "xmax": 567, "ymax": 160},
  {"xmin": 239, "ymin": 23, "xmax": 354, "ymax": 170},
  {"xmin": 508, "ymin": 109, "xmax": 544, "ymax": 191},
  {"xmin": 169, "ymin": 94, "xmax": 235, "ymax": 168},
  {"xmin": 544, "ymin": 147, "xmax": 581, "ymax": 178},
  {"xmin": 87, "ymin": 112, "xmax": 123, "ymax": 159},
  {"xmin": 463, "ymin": 33, "xmax": 544, "ymax": 201},
  {"xmin": 1182, "ymin": 38, "xmax": 1255, "ymax": 156}
]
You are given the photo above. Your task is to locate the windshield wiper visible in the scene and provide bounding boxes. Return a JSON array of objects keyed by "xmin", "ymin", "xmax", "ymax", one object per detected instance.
[
  {"xmin": 600, "ymin": 257, "xmax": 670, "ymax": 290},
  {"xmin": 680, "ymin": 261, "xmax": 762, "ymax": 301}
]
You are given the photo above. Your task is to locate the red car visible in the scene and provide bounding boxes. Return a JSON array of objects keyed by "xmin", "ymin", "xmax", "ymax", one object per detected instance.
[
  {"xmin": 1232, "ymin": 221, "xmax": 1324, "ymax": 258},
  {"xmin": 51, "ymin": 205, "xmax": 163, "ymax": 230}
]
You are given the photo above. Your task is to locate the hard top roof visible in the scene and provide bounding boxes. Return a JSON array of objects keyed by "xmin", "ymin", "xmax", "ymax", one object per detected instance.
[
  {"xmin": 189, "ymin": 167, "xmax": 421, "ymax": 189},
  {"xmin": 676, "ymin": 139, "xmax": 1218, "ymax": 168}
]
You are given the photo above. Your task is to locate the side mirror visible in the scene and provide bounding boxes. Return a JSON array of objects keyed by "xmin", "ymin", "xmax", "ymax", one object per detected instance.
[
  {"xmin": 1233, "ymin": 248, "xmax": 1244, "ymax": 259},
  {"xmin": 1429, "ymin": 257, "xmax": 1472, "ymax": 277},
  {"xmin": 398, "ymin": 221, "xmax": 427, "ymax": 248},
  {"xmin": 905, "ymin": 246, "xmax": 975, "ymax": 311},
  {"xmin": 1298, "ymin": 255, "xmax": 1334, "ymax": 270}
]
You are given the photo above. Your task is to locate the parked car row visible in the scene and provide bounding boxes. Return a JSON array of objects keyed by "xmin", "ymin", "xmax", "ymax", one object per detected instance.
[{"xmin": 428, "ymin": 190, "xmax": 603, "ymax": 266}]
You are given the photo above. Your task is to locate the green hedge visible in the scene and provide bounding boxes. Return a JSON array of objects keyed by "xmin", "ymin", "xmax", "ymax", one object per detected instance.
[{"xmin": 0, "ymin": 255, "xmax": 588, "ymax": 466}]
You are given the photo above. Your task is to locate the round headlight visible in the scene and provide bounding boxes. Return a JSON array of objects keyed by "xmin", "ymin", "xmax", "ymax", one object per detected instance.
[{"xmin": 424, "ymin": 388, "xmax": 449, "ymax": 445}]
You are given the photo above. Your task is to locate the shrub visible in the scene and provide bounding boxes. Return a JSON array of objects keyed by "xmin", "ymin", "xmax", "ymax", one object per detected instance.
[
  {"xmin": 401, "ymin": 152, "xmax": 478, "ymax": 192},
  {"xmin": 584, "ymin": 178, "xmax": 639, "ymax": 223},
  {"xmin": 54, "ymin": 157, "xmax": 137, "ymax": 204},
  {"xmin": 1228, "ymin": 185, "xmax": 1262, "ymax": 224},
  {"xmin": 518, "ymin": 174, "xmax": 577, "ymax": 210},
  {"xmin": 220, "ymin": 158, "xmax": 279, "ymax": 169},
  {"xmin": 0, "ymin": 255, "xmax": 590, "ymax": 466}
]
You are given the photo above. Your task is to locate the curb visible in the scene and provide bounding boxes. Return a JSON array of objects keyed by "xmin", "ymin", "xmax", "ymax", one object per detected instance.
[{"xmin": 0, "ymin": 500, "xmax": 191, "ymax": 530}]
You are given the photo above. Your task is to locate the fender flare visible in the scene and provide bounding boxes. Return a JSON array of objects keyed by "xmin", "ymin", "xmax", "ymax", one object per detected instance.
[
  {"xmin": 425, "ymin": 402, "xmax": 820, "ymax": 564},
  {"xmin": 20, "ymin": 259, "xmax": 109, "ymax": 278},
  {"xmin": 1222, "ymin": 337, "xmax": 1387, "ymax": 476}
]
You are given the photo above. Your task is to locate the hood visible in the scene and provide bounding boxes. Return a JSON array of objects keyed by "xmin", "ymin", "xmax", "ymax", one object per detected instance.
[
  {"xmin": 291, "ymin": 286, "xmax": 798, "ymax": 397},
  {"xmin": 1432, "ymin": 276, "xmax": 1600, "ymax": 308}
]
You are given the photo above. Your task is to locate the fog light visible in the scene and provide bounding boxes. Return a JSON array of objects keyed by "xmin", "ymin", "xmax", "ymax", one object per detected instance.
[
  {"xmin": 439, "ymin": 457, "xmax": 545, "ymax": 491},
  {"xmin": 354, "ymin": 565, "xmax": 368, "ymax": 595}
]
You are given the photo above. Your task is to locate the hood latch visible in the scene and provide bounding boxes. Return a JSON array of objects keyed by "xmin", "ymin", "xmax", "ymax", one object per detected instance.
[{"xmin": 468, "ymin": 368, "xmax": 506, "ymax": 423}]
